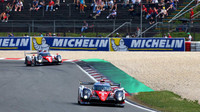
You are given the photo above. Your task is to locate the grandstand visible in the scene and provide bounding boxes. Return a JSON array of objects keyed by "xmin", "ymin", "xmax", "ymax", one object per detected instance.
[{"xmin": 0, "ymin": 0, "xmax": 199, "ymax": 37}]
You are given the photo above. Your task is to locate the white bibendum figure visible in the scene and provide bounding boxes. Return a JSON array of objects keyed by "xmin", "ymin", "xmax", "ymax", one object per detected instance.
[
  {"xmin": 33, "ymin": 37, "xmax": 50, "ymax": 51},
  {"xmin": 111, "ymin": 38, "xmax": 128, "ymax": 51}
]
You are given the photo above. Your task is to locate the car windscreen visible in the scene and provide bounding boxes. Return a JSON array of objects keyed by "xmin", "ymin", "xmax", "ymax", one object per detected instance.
[
  {"xmin": 39, "ymin": 53, "xmax": 51, "ymax": 56},
  {"xmin": 93, "ymin": 85, "xmax": 111, "ymax": 91}
]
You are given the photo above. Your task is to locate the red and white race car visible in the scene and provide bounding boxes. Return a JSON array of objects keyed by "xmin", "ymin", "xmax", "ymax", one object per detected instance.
[
  {"xmin": 78, "ymin": 80, "xmax": 125, "ymax": 107},
  {"xmin": 24, "ymin": 51, "xmax": 62, "ymax": 66}
]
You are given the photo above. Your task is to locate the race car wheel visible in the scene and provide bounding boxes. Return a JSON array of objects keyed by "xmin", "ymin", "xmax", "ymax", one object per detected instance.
[
  {"xmin": 33, "ymin": 58, "xmax": 37, "ymax": 66},
  {"xmin": 25, "ymin": 57, "xmax": 31, "ymax": 66},
  {"xmin": 116, "ymin": 104, "xmax": 125, "ymax": 107},
  {"xmin": 56, "ymin": 62, "xmax": 62, "ymax": 65}
]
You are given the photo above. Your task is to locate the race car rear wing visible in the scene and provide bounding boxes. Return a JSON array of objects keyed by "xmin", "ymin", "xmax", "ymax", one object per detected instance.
[
  {"xmin": 24, "ymin": 51, "xmax": 38, "ymax": 56},
  {"xmin": 79, "ymin": 81, "xmax": 95, "ymax": 85},
  {"xmin": 111, "ymin": 83, "xmax": 121, "ymax": 87},
  {"xmin": 79, "ymin": 81, "xmax": 121, "ymax": 87}
]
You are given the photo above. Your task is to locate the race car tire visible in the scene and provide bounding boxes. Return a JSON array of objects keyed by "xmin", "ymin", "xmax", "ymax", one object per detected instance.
[
  {"xmin": 56, "ymin": 62, "xmax": 62, "ymax": 65},
  {"xmin": 78, "ymin": 101, "xmax": 80, "ymax": 104},
  {"xmin": 33, "ymin": 58, "xmax": 37, "ymax": 66},
  {"xmin": 25, "ymin": 57, "xmax": 31, "ymax": 66},
  {"xmin": 116, "ymin": 104, "xmax": 125, "ymax": 107}
]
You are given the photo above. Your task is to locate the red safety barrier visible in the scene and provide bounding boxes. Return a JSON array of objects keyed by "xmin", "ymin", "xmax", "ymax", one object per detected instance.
[{"xmin": 185, "ymin": 42, "xmax": 191, "ymax": 51}]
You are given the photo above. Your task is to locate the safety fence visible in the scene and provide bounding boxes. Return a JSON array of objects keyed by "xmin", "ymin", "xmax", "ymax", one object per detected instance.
[{"xmin": 0, "ymin": 37, "xmax": 185, "ymax": 51}]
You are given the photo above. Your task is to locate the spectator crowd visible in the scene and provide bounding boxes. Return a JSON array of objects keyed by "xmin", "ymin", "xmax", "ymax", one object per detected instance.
[
  {"xmin": 0, "ymin": 0, "xmax": 180, "ymax": 22},
  {"xmin": 0, "ymin": 0, "xmax": 24, "ymax": 22},
  {"xmin": 0, "ymin": 0, "xmax": 197, "ymax": 39}
]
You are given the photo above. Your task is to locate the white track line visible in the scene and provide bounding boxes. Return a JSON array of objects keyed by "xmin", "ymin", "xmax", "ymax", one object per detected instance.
[
  {"xmin": 76, "ymin": 64, "xmax": 157, "ymax": 112},
  {"xmin": 77, "ymin": 65, "xmax": 97, "ymax": 83},
  {"xmin": 19, "ymin": 58, "xmax": 25, "ymax": 60}
]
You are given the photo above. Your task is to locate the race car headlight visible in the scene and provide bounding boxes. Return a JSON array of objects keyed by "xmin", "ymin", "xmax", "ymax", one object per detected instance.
[
  {"xmin": 118, "ymin": 97, "xmax": 122, "ymax": 101},
  {"xmin": 83, "ymin": 89, "xmax": 91, "ymax": 99},
  {"xmin": 57, "ymin": 55, "xmax": 62, "ymax": 61},
  {"xmin": 58, "ymin": 58, "xmax": 61, "ymax": 61},
  {"xmin": 84, "ymin": 95, "xmax": 88, "ymax": 99},
  {"xmin": 38, "ymin": 55, "xmax": 43, "ymax": 62},
  {"xmin": 115, "ymin": 91, "xmax": 124, "ymax": 101}
]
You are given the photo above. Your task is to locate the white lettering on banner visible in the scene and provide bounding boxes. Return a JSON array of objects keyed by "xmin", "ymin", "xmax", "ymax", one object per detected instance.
[
  {"xmin": 171, "ymin": 40, "xmax": 175, "ymax": 47},
  {"xmin": 131, "ymin": 40, "xmax": 141, "ymax": 47},
  {"xmin": 2, "ymin": 39, "xmax": 9, "ymax": 46},
  {"xmin": 130, "ymin": 39, "xmax": 184, "ymax": 48},
  {"xmin": 89, "ymin": 40, "xmax": 95, "ymax": 47},
  {"xmin": 75, "ymin": 39, "xmax": 83, "ymax": 47},
  {"xmin": 63, "ymin": 39, "xmax": 68, "ymax": 47},
  {"xmin": 95, "ymin": 40, "xmax": 100, "ymax": 47},
  {"xmin": 53, "ymin": 39, "xmax": 63, "ymax": 47},
  {"xmin": 145, "ymin": 40, "xmax": 152, "ymax": 48},
  {"xmin": 16, "ymin": 39, "xmax": 20, "ymax": 46},
  {"xmin": 151, "ymin": 39, "xmax": 159, "ymax": 47},
  {"xmin": 99, "ymin": 40, "xmax": 108, "ymax": 47},
  {"xmin": 175, "ymin": 40, "xmax": 183, "ymax": 48},
  {"xmin": 141, "ymin": 40, "xmax": 146, "ymax": 48},
  {"xmin": 0, "ymin": 38, "xmax": 29, "ymax": 47},
  {"xmin": 20, "ymin": 39, "xmax": 29, "ymax": 46},
  {"xmin": 68, "ymin": 39, "xmax": 75, "ymax": 47},
  {"xmin": 159, "ymin": 40, "xmax": 166, "ymax": 48},
  {"xmin": 10, "ymin": 39, "xmax": 15, "ymax": 46},
  {"xmin": 83, "ymin": 39, "xmax": 90, "ymax": 47},
  {"xmin": 52, "ymin": 39, "xmax": 108, "ymax": 48},
  {"xmin": 166, "ymin": 40, "xmax": 171, "ymax": 48}
]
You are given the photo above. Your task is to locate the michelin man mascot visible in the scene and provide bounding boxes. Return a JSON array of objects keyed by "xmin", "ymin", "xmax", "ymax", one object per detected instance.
[
  {"xmin": 111, "ymin": 38, "xmax": 128, "ymax": 51},
  {"xmin": 33, "ymin": 38, "xmax": 50, "ymax": 51}
]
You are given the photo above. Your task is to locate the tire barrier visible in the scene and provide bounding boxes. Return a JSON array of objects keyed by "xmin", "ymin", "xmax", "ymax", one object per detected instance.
[
  {"xmin": 185, "ymin": 42, "xmax": 191, "ymax": 51},
  {"xmin": 186, "ymin": 41, "xmax": 200, "ymax": 51}
]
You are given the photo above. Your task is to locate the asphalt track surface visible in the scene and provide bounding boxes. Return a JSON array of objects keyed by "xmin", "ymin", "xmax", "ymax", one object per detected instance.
[{"xmin": 0, "ymin": 60, "xmax": 152, "ymax": 112}]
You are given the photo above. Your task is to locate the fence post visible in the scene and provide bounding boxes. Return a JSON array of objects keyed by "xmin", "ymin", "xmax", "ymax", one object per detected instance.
[
  {"xmin": 140, "ymin": 2, "xmax": 143, "ymax": 37},
  {"xmin": 43, "ymin": 7, "xmax": 44, "ymax": 17},
  {"xmin": 53, "ymin": 20, "xmax": 56, "ymax": 33},
  {"xmin": 32, "ymin": 20, "xmax": 34, "ymax": 33},
  {"xmin": 11, "ymin": 21, "xmax": 13, "ymax": 33},
  {"xmin": 69, "ymin": 4, "xmax": 71, "ymax": 17},
  {"xmin": 93, "ymin": 21, "xmax": 95, "ymax": 33},
  {"xmin": 194, "ymin": 23, "xmax": 195, "ymax": 41},
  {"xmin": 29, "ymin": 25, "xmax": 31, "ymax": 36},
  {"xmin": 74, "ymin": 20, "xmax": 75, "ymax": 33}
]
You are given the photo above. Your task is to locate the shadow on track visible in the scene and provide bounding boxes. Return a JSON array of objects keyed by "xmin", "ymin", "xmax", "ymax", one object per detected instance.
[{"xmin": 71, "ymin": 102, "xmax": 124, "ymax": 108}]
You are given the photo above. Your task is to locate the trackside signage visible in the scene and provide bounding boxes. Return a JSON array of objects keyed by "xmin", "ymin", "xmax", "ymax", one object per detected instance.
[
  {"xmin": 32, "ymin": 37, "xmax": 109, "ymax": 51},
  {"xmin": 0, "ymin": 37, "xmax": 30, "ymax": 50},
  {"xmin": 110, "ymin": 38, "xmax": 185, "ymax": 51},
  {"xmin": 0, "ymin": 37, "xmax": 185, "ymax": 51}
]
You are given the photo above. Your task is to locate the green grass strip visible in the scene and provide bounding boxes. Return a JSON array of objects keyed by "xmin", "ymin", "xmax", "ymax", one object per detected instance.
[
  {"xmin": 128, "ymin": 91, "xmax": 200, "ymax": 112},
  {"xmin": 81, "ymin": 58, "xmax": 154, "ymax": 93}
]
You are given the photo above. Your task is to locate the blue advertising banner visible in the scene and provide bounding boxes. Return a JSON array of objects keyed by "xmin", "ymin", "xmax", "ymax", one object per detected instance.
[
  {"xmin": 0, "ymin": 37, "xmax": 30, "ymax": 50},
  {"xmin": 32, "ymin": 37, "xmax": 109, "ymax": 51},
  {"xmin": 110, "ymin": 38, "xmax": 185, "ymax": 51}
]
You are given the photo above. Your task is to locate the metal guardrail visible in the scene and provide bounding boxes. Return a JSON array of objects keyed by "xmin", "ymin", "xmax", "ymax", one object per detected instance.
[
  {"xmin": 0, "ymin": 19, "xmax": 134, "ymax": 34},
  {"xmin": 168, "ymin": 2, "xmax": 200, "ymax": 23},
  {"xmin": 168, "ymin": 0, "xmax": 195, "ymax": 23},
  {"xmin": 139, "ymin": 22, "xmax": 163, "ymax": 37},
  {"xmin": 192, "ymin": 11, "xmax": 200, "ymax": 19},
  {"xmin": 106, "ymin": 22, "xmax": 131, "ymax": 37}
]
